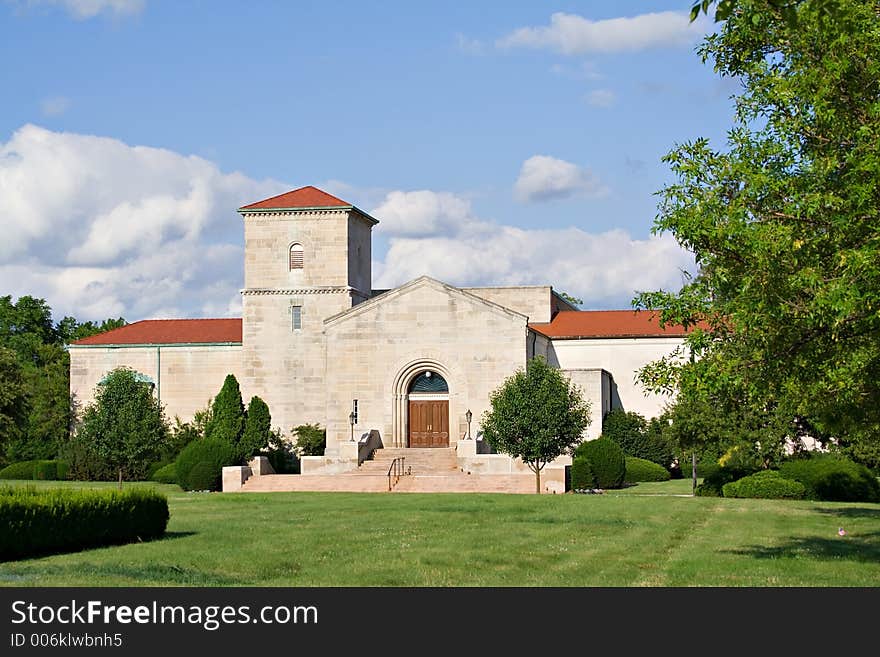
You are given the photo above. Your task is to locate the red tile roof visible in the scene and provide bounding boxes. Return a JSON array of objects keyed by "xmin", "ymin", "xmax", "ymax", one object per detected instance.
[
  {"xmin": 529, "ymin": 310, "xmax": 694, "ymax": 339},
  {"xmin": 239, "ymin": 186, "xmax": 351, "ymax": 211},
  {"xmin": 71, "ymin": 319, "xmax": 242, "ymax": 346}
]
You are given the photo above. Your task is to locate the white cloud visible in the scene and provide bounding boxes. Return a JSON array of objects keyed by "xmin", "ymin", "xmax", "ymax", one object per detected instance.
[
  {"xmin": 455, "ymin": 33, "xmax": 484, "ymax": 55},
  {"xmin": 497, "ymin": 11, "xmax": 708, "ymax": 54},
  {"xmin": 373, "ymin": 191, "xmax": 694, "ymax": 309},
  {"xmin": 514, "ymin": 155, "xmax": 607, "ymax": 203},
  {"xmin": 370, "ymin": 190, "xmax": 481, "ymax": 237},
  {"xmin": 586, "ymin": 89, "xmax": 615, "ymax": 108},
  {"xmin": 0, "ymin": 124, "xmax": 285, "ymax": 320},
  {"xmin": 40, "ymin": 96, "xmax": 70, "ymax": 116},
  {"xmin": 16, "ymin": 0, "xmax": 144, "ymax": 19}
]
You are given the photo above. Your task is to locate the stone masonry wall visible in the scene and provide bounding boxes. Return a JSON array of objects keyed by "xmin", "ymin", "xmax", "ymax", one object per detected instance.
[
  {"xmin": 323, "ymin": 280, "xmax": 529, "ymax": 455},
  {"xmin": 462, "ymin": 286, "xmax": 553, "ymax": 323},
  {"xmin": 69, "ymin": 345, "xmax": 243, "ymax": 423}
]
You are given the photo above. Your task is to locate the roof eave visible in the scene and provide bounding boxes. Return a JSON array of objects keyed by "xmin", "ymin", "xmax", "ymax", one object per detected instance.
[{"xmin": 238, "ymin": 205, "xmax": 379, "ymax": 225}]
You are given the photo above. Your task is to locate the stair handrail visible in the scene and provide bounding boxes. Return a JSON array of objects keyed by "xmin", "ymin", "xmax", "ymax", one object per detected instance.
[{"xmin": 387, "ymin": 456, "xmax": 405, "ymax": 491}]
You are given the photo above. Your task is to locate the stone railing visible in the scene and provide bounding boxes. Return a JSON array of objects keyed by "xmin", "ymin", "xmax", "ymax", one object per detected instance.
[{"xmin": 358, "ymin": 429, "xmax": 383, "ymax": 466}]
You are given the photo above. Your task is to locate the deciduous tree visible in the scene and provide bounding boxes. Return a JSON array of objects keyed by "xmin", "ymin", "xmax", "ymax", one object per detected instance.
[
  {"xmin": 482, "ymin": 357, "xmax": 591, "ymax": 493},
  {"xmin": 76, "ymin": 367, "xmax": 169, "ymax": 486},
  {"xmin": 636, "ymin": 0, "xmax": 880, "ymax": 460}
]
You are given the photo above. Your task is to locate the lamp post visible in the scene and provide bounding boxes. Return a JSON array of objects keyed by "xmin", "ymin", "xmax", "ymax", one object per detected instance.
[
  {"xmin": 349, "ymin": 411, "xmax": 355, "ymax": 442},
  {"xmin": 465, "ymin": 409, "xmax": 472, "ymax": 439}
]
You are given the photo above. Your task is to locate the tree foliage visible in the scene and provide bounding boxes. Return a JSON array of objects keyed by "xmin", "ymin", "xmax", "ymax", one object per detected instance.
[
  {"xmin": 292, "ymin": 423, "xmax": 326, "ymax": 457},
  {"xmin": 241, "ymin": 396, "xmax": 272, "ymax": 461},
  {"xmin": 0, "ymin": 295, "xmax": 125, "ymax": 465},
  {"xmin": 0, "ymin": 347, "xmax": 28, "ymax": 460},
  {"xmin": 205, "ymin": 374, "xmax": 245, "ymax": 450},
  {"xmin": 636, "ymin": 0, "xmax": 880, "ymax": 461},
  {"xmin": 75, "ymin": 367, "xmax": 169, "ymax": 483},
  {"xmin": 481, "ymin": 357, "xmax": 591, "ymax": 493}
]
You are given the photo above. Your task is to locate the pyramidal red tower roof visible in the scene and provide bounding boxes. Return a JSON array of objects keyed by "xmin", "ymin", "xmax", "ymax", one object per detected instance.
[{"xmin": 238, "ymin": 186, "xmax": 352, "ymax": 211}]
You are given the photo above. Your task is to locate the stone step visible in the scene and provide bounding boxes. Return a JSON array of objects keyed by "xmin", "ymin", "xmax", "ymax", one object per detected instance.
[
  {"xmin": 237, "ymin": 472, "xmax": 544, "ymax": 494},
  {"xmin": 358, "ymin": 447, "xmax": 460, "ymax": 476}
]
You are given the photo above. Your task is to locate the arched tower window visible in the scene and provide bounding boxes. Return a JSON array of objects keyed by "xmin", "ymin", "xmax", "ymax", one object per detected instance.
[{"xmin": 289, "ymin": 243, "xmax": 304, "ymax": 270}]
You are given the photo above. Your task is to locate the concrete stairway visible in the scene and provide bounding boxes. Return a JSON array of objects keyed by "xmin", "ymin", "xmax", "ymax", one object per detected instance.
[
  {"xmin": 358, "ymin": 447, "xmax": 459, "ymax": 476},
  {"xmin": 237, "ymin": 447, "xmax": 540, "ymax": 494}
]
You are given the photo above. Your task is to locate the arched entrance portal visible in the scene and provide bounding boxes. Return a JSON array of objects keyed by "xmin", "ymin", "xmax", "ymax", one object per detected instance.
[{"xmin": 407, "ymin": 370, "xmax": 449, "ymax": 448}]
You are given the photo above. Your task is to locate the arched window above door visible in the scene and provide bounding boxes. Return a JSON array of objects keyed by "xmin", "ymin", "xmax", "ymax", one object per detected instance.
[{"xmin": 409, "ymin": 370, "xmax": 448, "ymax": 393}]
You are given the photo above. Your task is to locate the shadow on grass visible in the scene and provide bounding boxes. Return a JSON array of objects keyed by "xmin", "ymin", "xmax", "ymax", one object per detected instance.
[
  {"xmin": 1, "ymin": 530, "xmax": 197, "ymax": 565},
  {"xmin": 159, "ymin": 531, "xmax": 197, "ymax": 541},
  {"xmin": 725, "ymin": 531, "xmax": 880, "ymax": 564},
  {"xmin": 812, "ymin": 506, "xmax": 880, "ymax": 520},
  {"xmin": 0, "ymin": 562, "xmax": 241, "ymax": 585}
]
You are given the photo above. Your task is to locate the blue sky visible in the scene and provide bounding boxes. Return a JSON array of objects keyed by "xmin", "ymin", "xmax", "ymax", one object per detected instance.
[{"xmin": 0, "ymin": 1, "xmax": 735, "ymax": 321}]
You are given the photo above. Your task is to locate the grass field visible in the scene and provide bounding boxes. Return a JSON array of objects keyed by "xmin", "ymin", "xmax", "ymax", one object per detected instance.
[{"xmin": 1, "ymin": 479, "xmax": 878, "ymax": 586}]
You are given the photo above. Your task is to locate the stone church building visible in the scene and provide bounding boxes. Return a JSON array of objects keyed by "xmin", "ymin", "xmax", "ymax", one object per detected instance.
[{"xmin": 69, "ymin": 186, "xmax": 690, "ymax": 484}]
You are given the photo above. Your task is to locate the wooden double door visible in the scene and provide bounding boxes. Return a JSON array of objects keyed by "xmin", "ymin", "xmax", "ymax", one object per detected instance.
[{"xmin": 408, "ymin": 400, "xmax": 449, "ymax": 448}]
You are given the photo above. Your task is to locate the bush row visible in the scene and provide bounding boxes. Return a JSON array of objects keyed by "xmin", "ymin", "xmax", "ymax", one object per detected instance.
[
  {"xmin": 0, "ymin": 486, "xmax": 169, "ymax": 561},
  {"xmin": 697, "ymin": 455, "xmax": 880, "ymax": 502},
  {"xmin": 779, "ymin": 455, "xmax": 880, "ymax": 503},
  {"xmin": 0, "ymin": 460, "xmax": 69, "ymax": 481}
]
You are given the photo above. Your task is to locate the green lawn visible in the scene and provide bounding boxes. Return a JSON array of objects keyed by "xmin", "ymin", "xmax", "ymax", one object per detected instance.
[{"xmin": 1, "ymin": 479, "xmax": 878, "ymax": 586}]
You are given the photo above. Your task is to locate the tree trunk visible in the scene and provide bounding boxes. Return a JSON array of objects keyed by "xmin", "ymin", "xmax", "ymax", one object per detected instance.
[
  {"xmin": 691, "ymin": 452, "xmax": 697, "ymax": 496},
  {"xmin": 118, "ymin": 467, "xmax": 123, "ymax": 490}
]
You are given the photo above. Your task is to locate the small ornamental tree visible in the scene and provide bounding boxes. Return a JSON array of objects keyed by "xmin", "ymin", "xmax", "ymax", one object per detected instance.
[
  {"xmin": 240, "ymin": 396, "xmax": 271, "ymax": 462},
  {"xmin": 205, "ymin": 374, "xmax": 245, "ymax": 450},
  {"xmin": 292, "ymin": 423, "xmax": 326, "ymax": 457},
  {"xmin": 482, "ymin": 357, "xmax": 591, "ymax": 494},
  {"xmin": 76, "ymin": 367, "xmax": 169, "ymax": 486}
]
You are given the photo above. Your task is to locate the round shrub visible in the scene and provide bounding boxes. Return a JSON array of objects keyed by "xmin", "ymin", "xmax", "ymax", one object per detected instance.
[
  {"xmin": 146, "ymin": 460, "xmax": 172, "ymax": 480},
  {"xmin": 570, "ymin": 456, "xmax": 595, "ymax": 491},
  {"xmin": 695, "ymin": 464, "xmax": 759, "ymax": 497},
  {"xmin": 573, "ymin": 437, "xmax": 626, "ymax": 489},
  {"xmin": 186, "ymin": 461, "xmax": 221, "ymax": 491},
  {"xmin": 175, "ymin": 438, "xmax": 238, "ymax": 492},
  {"xmin": 33, "ymin": 460, "xmax": 58, "ymax": 480},
  {"xmin": 150, "ymin": 463, "xmax": 178, "ymax": 484},
  {"xmin": 722, "ymin": 470, "xmax": 806, "ymax": 500},
  {"xmin": 779, "ymin": 455, "xmax": 880, "ymax": 503},
  {"xmin": 0, "ymin": 460, "xmax": 39, "ymax": 480},
  {"xmin": 625, "ymin": 457, "xmax": 671, "ymax": 483}
]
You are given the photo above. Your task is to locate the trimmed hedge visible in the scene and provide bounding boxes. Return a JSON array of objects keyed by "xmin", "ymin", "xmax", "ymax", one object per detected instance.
[
  {"xmin": 696, "ymin": 464, "xmax": 760, "ymax": 497},
  {"xmin": 625, "ymin": 457, "xmax": 671, "ymax": 483},
  {"xmin": 175, "ymin": 438, "xmax": 238, "ymax": 492},
  {"xmin": 570, "ymin": 456, "xmax": 595, "ymax": 491},
  {"xmin": 0, "ymin": 460, "xmax": 68, "ymax": 481},
  {"xmin": 573, "ymin": 438, "xmax": 626, "ymax": 489},
  {"xmin": 721, "ymin": 471, "xmax": 806, "ymax": 500},
  {"xmin": 150, "ymin": 463, "xmax": 178, "ymax": 484},
  {"xmin": 779, "ymin": 456, "xmax": 880, "ymax": 503},
  {"xmin": 0, "ymin": 486, "xmax": 169, "ymax": 561}
]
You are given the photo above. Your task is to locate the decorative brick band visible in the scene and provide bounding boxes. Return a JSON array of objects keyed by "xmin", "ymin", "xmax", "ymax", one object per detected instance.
[{"xmin": 241, "ymin": 287, "xmax": 370, "ymax": 298}]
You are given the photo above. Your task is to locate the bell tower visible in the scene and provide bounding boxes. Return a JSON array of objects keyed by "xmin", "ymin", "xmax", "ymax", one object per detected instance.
[{"xmin": 237, "ymin": 185, "xmax": 378, "ymax": 434}]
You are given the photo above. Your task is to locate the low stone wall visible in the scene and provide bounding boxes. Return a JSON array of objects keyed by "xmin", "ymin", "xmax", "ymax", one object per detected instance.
[
  {"xmin": 455, "ymin": 439, "xmax": 567, "ymax": 489},
  {"xmin": 222, "ymin": 466, "xmax": 252, "ymax": 492}
]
